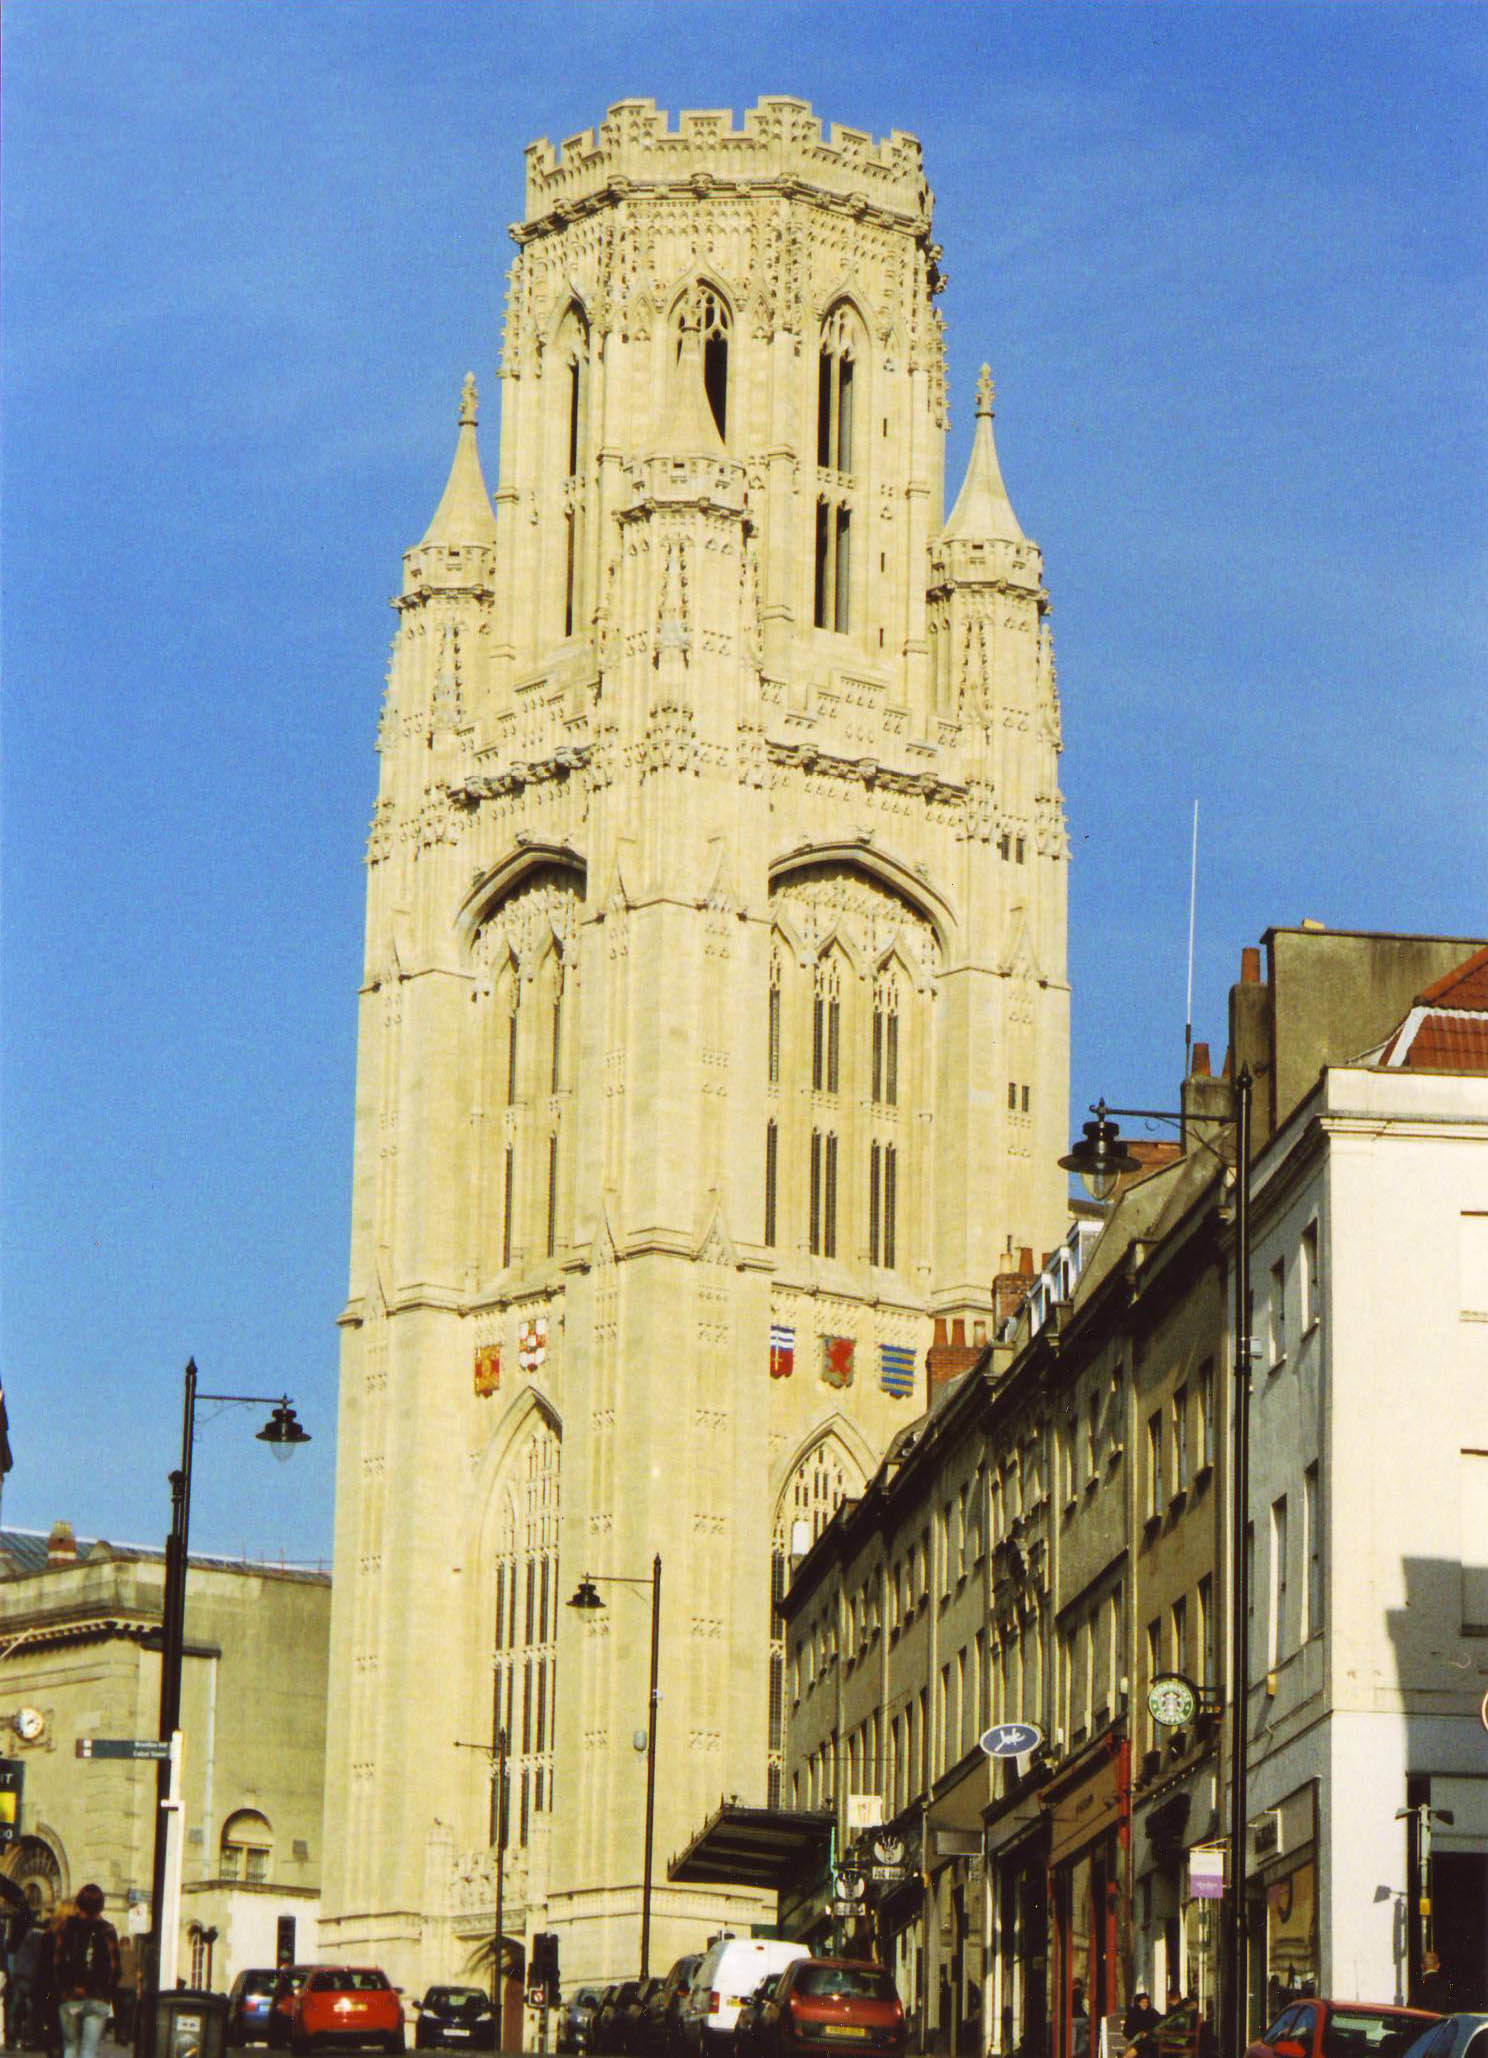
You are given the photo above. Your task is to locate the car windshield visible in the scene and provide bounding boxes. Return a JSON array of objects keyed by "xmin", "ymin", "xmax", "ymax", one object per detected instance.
[
  {"xmin": 795, "ymin": 1968, "xmax": 898, "ymax": 2001},
  {"xmin": 242, "ymin": 1974, "xmax": 279, "ymax": 1995},
  {"xmin": 310, "ymin": 1972, "xmax": 390, "ymax": 1993},
  {"xmin": 1322, "ymin": 2015, "xmax": 1422, "ymax": 2058},
  {"xmin": 428, "ymin": 1991, "xmax": 485, "ymax": 2009}
]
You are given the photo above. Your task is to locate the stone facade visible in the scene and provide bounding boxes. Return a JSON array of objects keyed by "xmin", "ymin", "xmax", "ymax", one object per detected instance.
[
  {"xmin": 0, "ymin": 1526, "xmax": 328, "ymax": 1988},
  {"xmin": 322, "ymin": 99, "xmax": 1069, "ymax": 1993}
]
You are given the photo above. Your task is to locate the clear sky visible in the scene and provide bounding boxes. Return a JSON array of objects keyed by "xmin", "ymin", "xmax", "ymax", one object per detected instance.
[{"xmin": 3, "ymin": 1, "xmax": 1484, "ymax": 1566}]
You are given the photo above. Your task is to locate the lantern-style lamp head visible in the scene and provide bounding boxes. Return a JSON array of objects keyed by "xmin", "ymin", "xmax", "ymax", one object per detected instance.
[
  {"xmin": 568, "ymin": 1576, "xmax": 605, "ymax": 1611},
  {"xmin": 256, "ymin": 1399, "xmax": 311, "ymax": 1463},
  {"xmin": 1059, "ymin": 1104, "xmax": 1142, "ymax": 1203}
]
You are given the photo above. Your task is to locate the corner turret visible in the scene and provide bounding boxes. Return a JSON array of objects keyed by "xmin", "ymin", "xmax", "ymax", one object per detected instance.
[{"xmin": 402, "ymin": 374, "xmax": 499, "ymax": 597}]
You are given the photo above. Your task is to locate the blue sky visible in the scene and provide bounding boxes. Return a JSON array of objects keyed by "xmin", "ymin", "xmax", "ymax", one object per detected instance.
[{"xmin": 4, "ymin": 1, "xmax": 1484, "ymax": 1564}]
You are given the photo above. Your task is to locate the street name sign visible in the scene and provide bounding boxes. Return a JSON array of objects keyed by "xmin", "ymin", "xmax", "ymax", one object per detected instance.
[{"xmin": 76, "ymin": 1739, "xmax": 171, "ymax": 1761}]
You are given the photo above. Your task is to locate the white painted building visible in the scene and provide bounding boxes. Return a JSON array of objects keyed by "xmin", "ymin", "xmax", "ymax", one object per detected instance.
[{"xmin": 1244, "ymin": 947, "xmax": 1488, "ymax": 2007}]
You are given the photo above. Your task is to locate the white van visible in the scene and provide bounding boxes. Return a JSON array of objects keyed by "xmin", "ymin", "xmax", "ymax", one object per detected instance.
[{"xmin": 679, "ymin": 1937, "xmax": 810, "ymax": 2055}]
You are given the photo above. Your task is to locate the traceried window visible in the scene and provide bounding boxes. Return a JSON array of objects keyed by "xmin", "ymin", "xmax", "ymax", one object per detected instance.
[
  {"xmin": 491, "ymin": 1414, "xmax": 560, "ymax": 1847},
  {"xmin": 810, "ymin": 1128, "xmax": 838, "ymax": 1258},
  {"xmin": 764, "ymin": 1120, "xmax": 779, "ymax": 1247},
  {"xmin": 868, "ymin": 1140, "xmax": 897, "ymax": 1269},
  {"xmin": 769, "ymin": 1438, "xmax": 860, "ymax": 1804},
  {"xmin": 812, "ymin": 957, "xmax": 841, "ymax": 1094},
  {"xmin": 872, "ymin": 970, "xmax": 899, "ymax": 1107},
  {"xmin": 768, "ymin": 953, "xmax": 782, "ymax": 1087},
  {"xmin": 815, "ymin": 306, "xmax": 860, "ymax": 632},
  {"xmin": 676, "ymin": 285, "xmax": 730, "ymax": 440}
]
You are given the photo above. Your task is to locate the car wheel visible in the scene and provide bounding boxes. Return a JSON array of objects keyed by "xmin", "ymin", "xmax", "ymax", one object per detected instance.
[{"xmin": 385, "ymin": 2037, "xmax": 406, "ymax": 2055}]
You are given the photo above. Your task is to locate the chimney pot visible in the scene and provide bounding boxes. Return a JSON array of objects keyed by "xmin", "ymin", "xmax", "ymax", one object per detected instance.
[
  {"xmin": 1019, "ymin": 1246, "xmax": 1034, "ymax": 1276},
  {"xmin": 1241, "ymin": 946, "xmax": 1262, "ymax": 985},
  {"xmin": 933, "ymin": 1317, "xmax": 948, "ymax": 1348},
  {"xmin": 951, "ymin": 1318, "xmax": 966, "ymax": 1346},
  {"xmin": 1192, "ymin": 1041, "xmax": 1212, "ymax": 1077},
  {"xmin": 47, "ymin": 1520, "xmax": 78, "ymax": 1566}
]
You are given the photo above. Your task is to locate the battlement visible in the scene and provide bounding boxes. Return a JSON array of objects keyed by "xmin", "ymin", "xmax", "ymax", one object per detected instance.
[{"xmin": 523, "ymin": 96, "xmax": 930, "ymax": 227}]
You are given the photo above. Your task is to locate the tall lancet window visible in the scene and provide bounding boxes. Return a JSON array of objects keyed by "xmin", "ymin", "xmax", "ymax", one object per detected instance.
[
  {"xmin": 553, "ymin": 303, "xmax": 588, "ymax": 639},
  {"xmin": 768, "ymin": 1440, "xmax": 859, "ymax": 1806},
  {"xmin": 491, "ymin": 1414, "xmax": 561, "ymax": 1845},
  {"xmin": 814, "ymin": 304, "xmax": 861, "ymax": 632},
  {"xmin": 677, "ymin": 285, "xmax": 730, "ymax": 440}
]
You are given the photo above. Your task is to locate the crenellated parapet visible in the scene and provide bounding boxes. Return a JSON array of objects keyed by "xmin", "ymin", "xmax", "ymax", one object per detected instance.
[{"xmin": 520, "ymin": 97, "xmax": 931, "ymax": 234}]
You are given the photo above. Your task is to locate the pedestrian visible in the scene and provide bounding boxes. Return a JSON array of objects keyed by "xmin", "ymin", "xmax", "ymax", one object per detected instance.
[
  {"xmin": 9, "ymin": 1918, "xmax": 44, "ymax": 2050},
  {"xmin": 50, "ymin": 1889, "xmax": 119, "ymax": 2058},
  {"xmin": 1410, "ymin": 1953, "xmax": 1452, "ymax": 2014},
  {"xmin": 1122, "ymin": 1992, "xmax": 1161, "ymax": 2058}
]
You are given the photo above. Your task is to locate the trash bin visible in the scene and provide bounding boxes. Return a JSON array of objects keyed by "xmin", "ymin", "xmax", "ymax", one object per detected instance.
[{"xmin": 153, "ymin": 1989, "xmax": 228, "ymax": 2058}]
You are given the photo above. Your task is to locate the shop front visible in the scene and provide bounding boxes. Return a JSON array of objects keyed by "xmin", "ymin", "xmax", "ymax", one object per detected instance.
[
  {"xmin": 985, "ymin": 1792, "xmax": 1048, "ymax": 2058},
  {"xmin": 1044, "ymin": 1734, "xmax": 1132, "ymax": 2058},
  {"xmin": 1132, "ymin": 1766, "xmax": 1221, "ymax": 2014},
  {"xmin": 1245, "ymin": 1784, "xmax": 1317, "ymax": 2027}
]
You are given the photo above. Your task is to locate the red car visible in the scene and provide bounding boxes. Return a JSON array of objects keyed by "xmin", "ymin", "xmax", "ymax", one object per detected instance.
[
  {"xmin": 290, "ymin": 1968, "xmax": 406, "ymax": 2055},
  {"xmin": 1246, "ymin": 2000, "xmax": 1439, "ymax": 2058},
  {"xmin": 757, "ymin": 1960, "xmax": 905, "ymax": 2058}
]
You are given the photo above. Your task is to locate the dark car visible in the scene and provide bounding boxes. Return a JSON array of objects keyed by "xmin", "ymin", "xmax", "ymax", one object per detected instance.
[
  {"xmin": 1246, "ymin": 2003, "xmax": 1439, "ymax": 2058},
  {"xmin": 229, "ymin": 1971, "xmax": 284, "ymax": 2048},
  {"xmin": 559, "ymin": 1989, "xmax": 605, "ymax": 2056},
  {"xmin": 732, "ymin": 1977, "xmax": 780, "ymax": 2058},
  {"xmin": 414, "ymin": 1987, "xmax": 497, "ymax": 2052},
  {"xmin": 756, "ymin": 1960, "xmax": 905, "ymax": 2058},
  {"xmin": 644, "ymin": 1958, "xmax": 703, "ymax": 2058},
  {"xmin": 620, "ymin": 1983, "xmax": 663, "ymax": 2054},
  {"xmin": 1401, "ymin": 2020, "xmax": 1488, "ymax": 2058},
  {"xmin": 595, "ymin": 1987, "xmax": 634, "ymax": 2052},
  {"xmin": 268, "ymin": 1971, "xmax": 316, "ymax": 2052}
]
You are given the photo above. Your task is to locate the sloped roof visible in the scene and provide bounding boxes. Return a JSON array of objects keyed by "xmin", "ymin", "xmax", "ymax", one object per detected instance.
[{"xmin": 1376, "ymin": 943, "xmax": 1488, "ymax": 1074}]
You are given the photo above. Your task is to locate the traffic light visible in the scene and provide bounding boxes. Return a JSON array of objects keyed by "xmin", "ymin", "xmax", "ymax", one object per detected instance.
[{"xmin": 531, "ymin": 1932, "xmax": 560, "ymax": 2001}]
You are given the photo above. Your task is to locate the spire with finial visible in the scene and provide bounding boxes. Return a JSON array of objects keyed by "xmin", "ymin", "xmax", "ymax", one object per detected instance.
[
  {"xmin": 420, "ymin": 373, "xmax": 498, "ymax": 548},
  {"xmin": 942, "ymin": 363, "xmax": 1026, "ymax": 544}
]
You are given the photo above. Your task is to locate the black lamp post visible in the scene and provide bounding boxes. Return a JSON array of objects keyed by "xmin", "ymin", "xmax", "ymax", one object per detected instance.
[
  {"xmin": 568, "ymin": 1554, "xmax": 663, "ymax": 1976},
  {"xmin": 144, "ymin": 1359, "xmax": 309, "ymax": 2046},
  {"xmin": 455, "ymin": 1725, "xmax": 509, "ymax": 2036},
  {"xmin": 1061, "ymin": 1073, "xmax": 1253, "ymax": 2056}
]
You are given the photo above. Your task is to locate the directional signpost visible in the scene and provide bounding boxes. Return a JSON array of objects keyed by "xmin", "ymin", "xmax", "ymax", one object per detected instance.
[{"xmin": 76, "ymin": 1739, "xmax": 172, "ymax": 1760}]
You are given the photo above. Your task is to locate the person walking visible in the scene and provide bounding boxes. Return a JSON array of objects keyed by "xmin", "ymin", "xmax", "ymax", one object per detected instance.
[{"xmin": 50, "ymin": 1890, "xmax": 119, "ymax": 2058}]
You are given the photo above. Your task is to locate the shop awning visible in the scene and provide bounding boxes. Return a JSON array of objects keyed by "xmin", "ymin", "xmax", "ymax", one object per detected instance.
[{"xmin": 668, "ymin": 1803, "xmax": 835, "ymax": 1890}]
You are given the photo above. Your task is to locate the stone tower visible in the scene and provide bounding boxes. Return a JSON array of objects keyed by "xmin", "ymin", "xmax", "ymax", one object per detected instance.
[{"xmin": 322, "ymin": 98, "xmax": 1069, "ymax": 1992}]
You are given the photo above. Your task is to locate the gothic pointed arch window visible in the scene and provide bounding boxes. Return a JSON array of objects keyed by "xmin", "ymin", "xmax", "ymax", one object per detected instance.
[
  {"xmin": 552, "ymin": 302, "xmax": 589, "ymax": 638},
  {"xmin": 815, "ymin": 303, "xmax": 865, "ymax": 633},
  {"xmin": 491, "ymin": 1410, "xmax": 561, "ymax": 1846},
  {"xmin": 676, "ymin": 284, "xmax": 730, "ymax": 440},
  {"xmin": 768, "ymin": 1437, "xmax": 862, "ymax": 1804}
]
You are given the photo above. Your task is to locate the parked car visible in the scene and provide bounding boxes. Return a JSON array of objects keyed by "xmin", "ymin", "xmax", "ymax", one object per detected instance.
[
  {"xmin": 680, "ymin": 1940, "xmax": 811, "ymax": 2058},
  {"xmin": 1246, "ymin": 2002, "xmax": 1439, "ymax": 2058},
  {"xmin": 755, "ymin": 1958, "xmax": 905, "ymax": 2058},
  {"xmin": 413, "ymin": 1987, "xmax": 497, "ymax": 2052},
  {"xmin": 229, "ymin": 1970, "xmax": 285, "ymax": 2047},
  {"xmin": 596, "ymin": 1985, "xmax": 637, "ymax": 2052},
  {"xmin": 560, "ymin": 1989, "xmax": 605, "ymax": 2056},
  {"xmin": 644, "ymin": 1956, "xmax": 702, "ymax": 2058},
  {"xmin": 732, "ymin": 1977, "xmax": 780, "ymax": 2058},
  {"xmin": 268, "ymin": 1970, "xmax": 316, "ymax": 2051},
  {"xmin": 290, "ymin": 1967, "xmax": 406, "ymax": 2055},
  {"xmin": 1400, "ymin": 2020, "xmax": 1488, "ymax": 2058}
]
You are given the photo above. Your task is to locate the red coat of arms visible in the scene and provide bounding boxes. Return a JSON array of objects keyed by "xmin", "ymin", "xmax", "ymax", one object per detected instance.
[
  {"xmin": 473, "ymin": 1345, "xmax": 500, "ymax": 1397},
  {"xmin": 822, "ymin": 1335, "xmax": 855, "ymax": 1388}
]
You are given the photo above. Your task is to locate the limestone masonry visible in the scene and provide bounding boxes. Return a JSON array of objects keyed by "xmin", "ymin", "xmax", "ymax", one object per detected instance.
[{"xmin": 321, "ymin": 97, "xmax": 1070, "ymax": 1992}]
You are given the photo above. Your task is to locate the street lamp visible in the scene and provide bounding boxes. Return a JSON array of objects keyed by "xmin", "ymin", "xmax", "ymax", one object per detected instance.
[
  {"xmin": 567, "ymin": 1554, "xmax": 663, "ymax": 1976},
  {"xmin": 455, "ymin": 1727, "xmax": 509, "ymax": 2035},
  {"xmin": 144, "ymin": 1359, "xmax": 309, "ymax": 2049},
  {"xmin": 1061, "ymin": 1072, "xmax": 1253, "ymax": 2058}
]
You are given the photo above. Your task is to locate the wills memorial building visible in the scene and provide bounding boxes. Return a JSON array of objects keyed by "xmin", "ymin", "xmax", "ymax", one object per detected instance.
[{"xmin": 322, "ymin": 98, "xmax": 1070, "ymax": 1989}]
